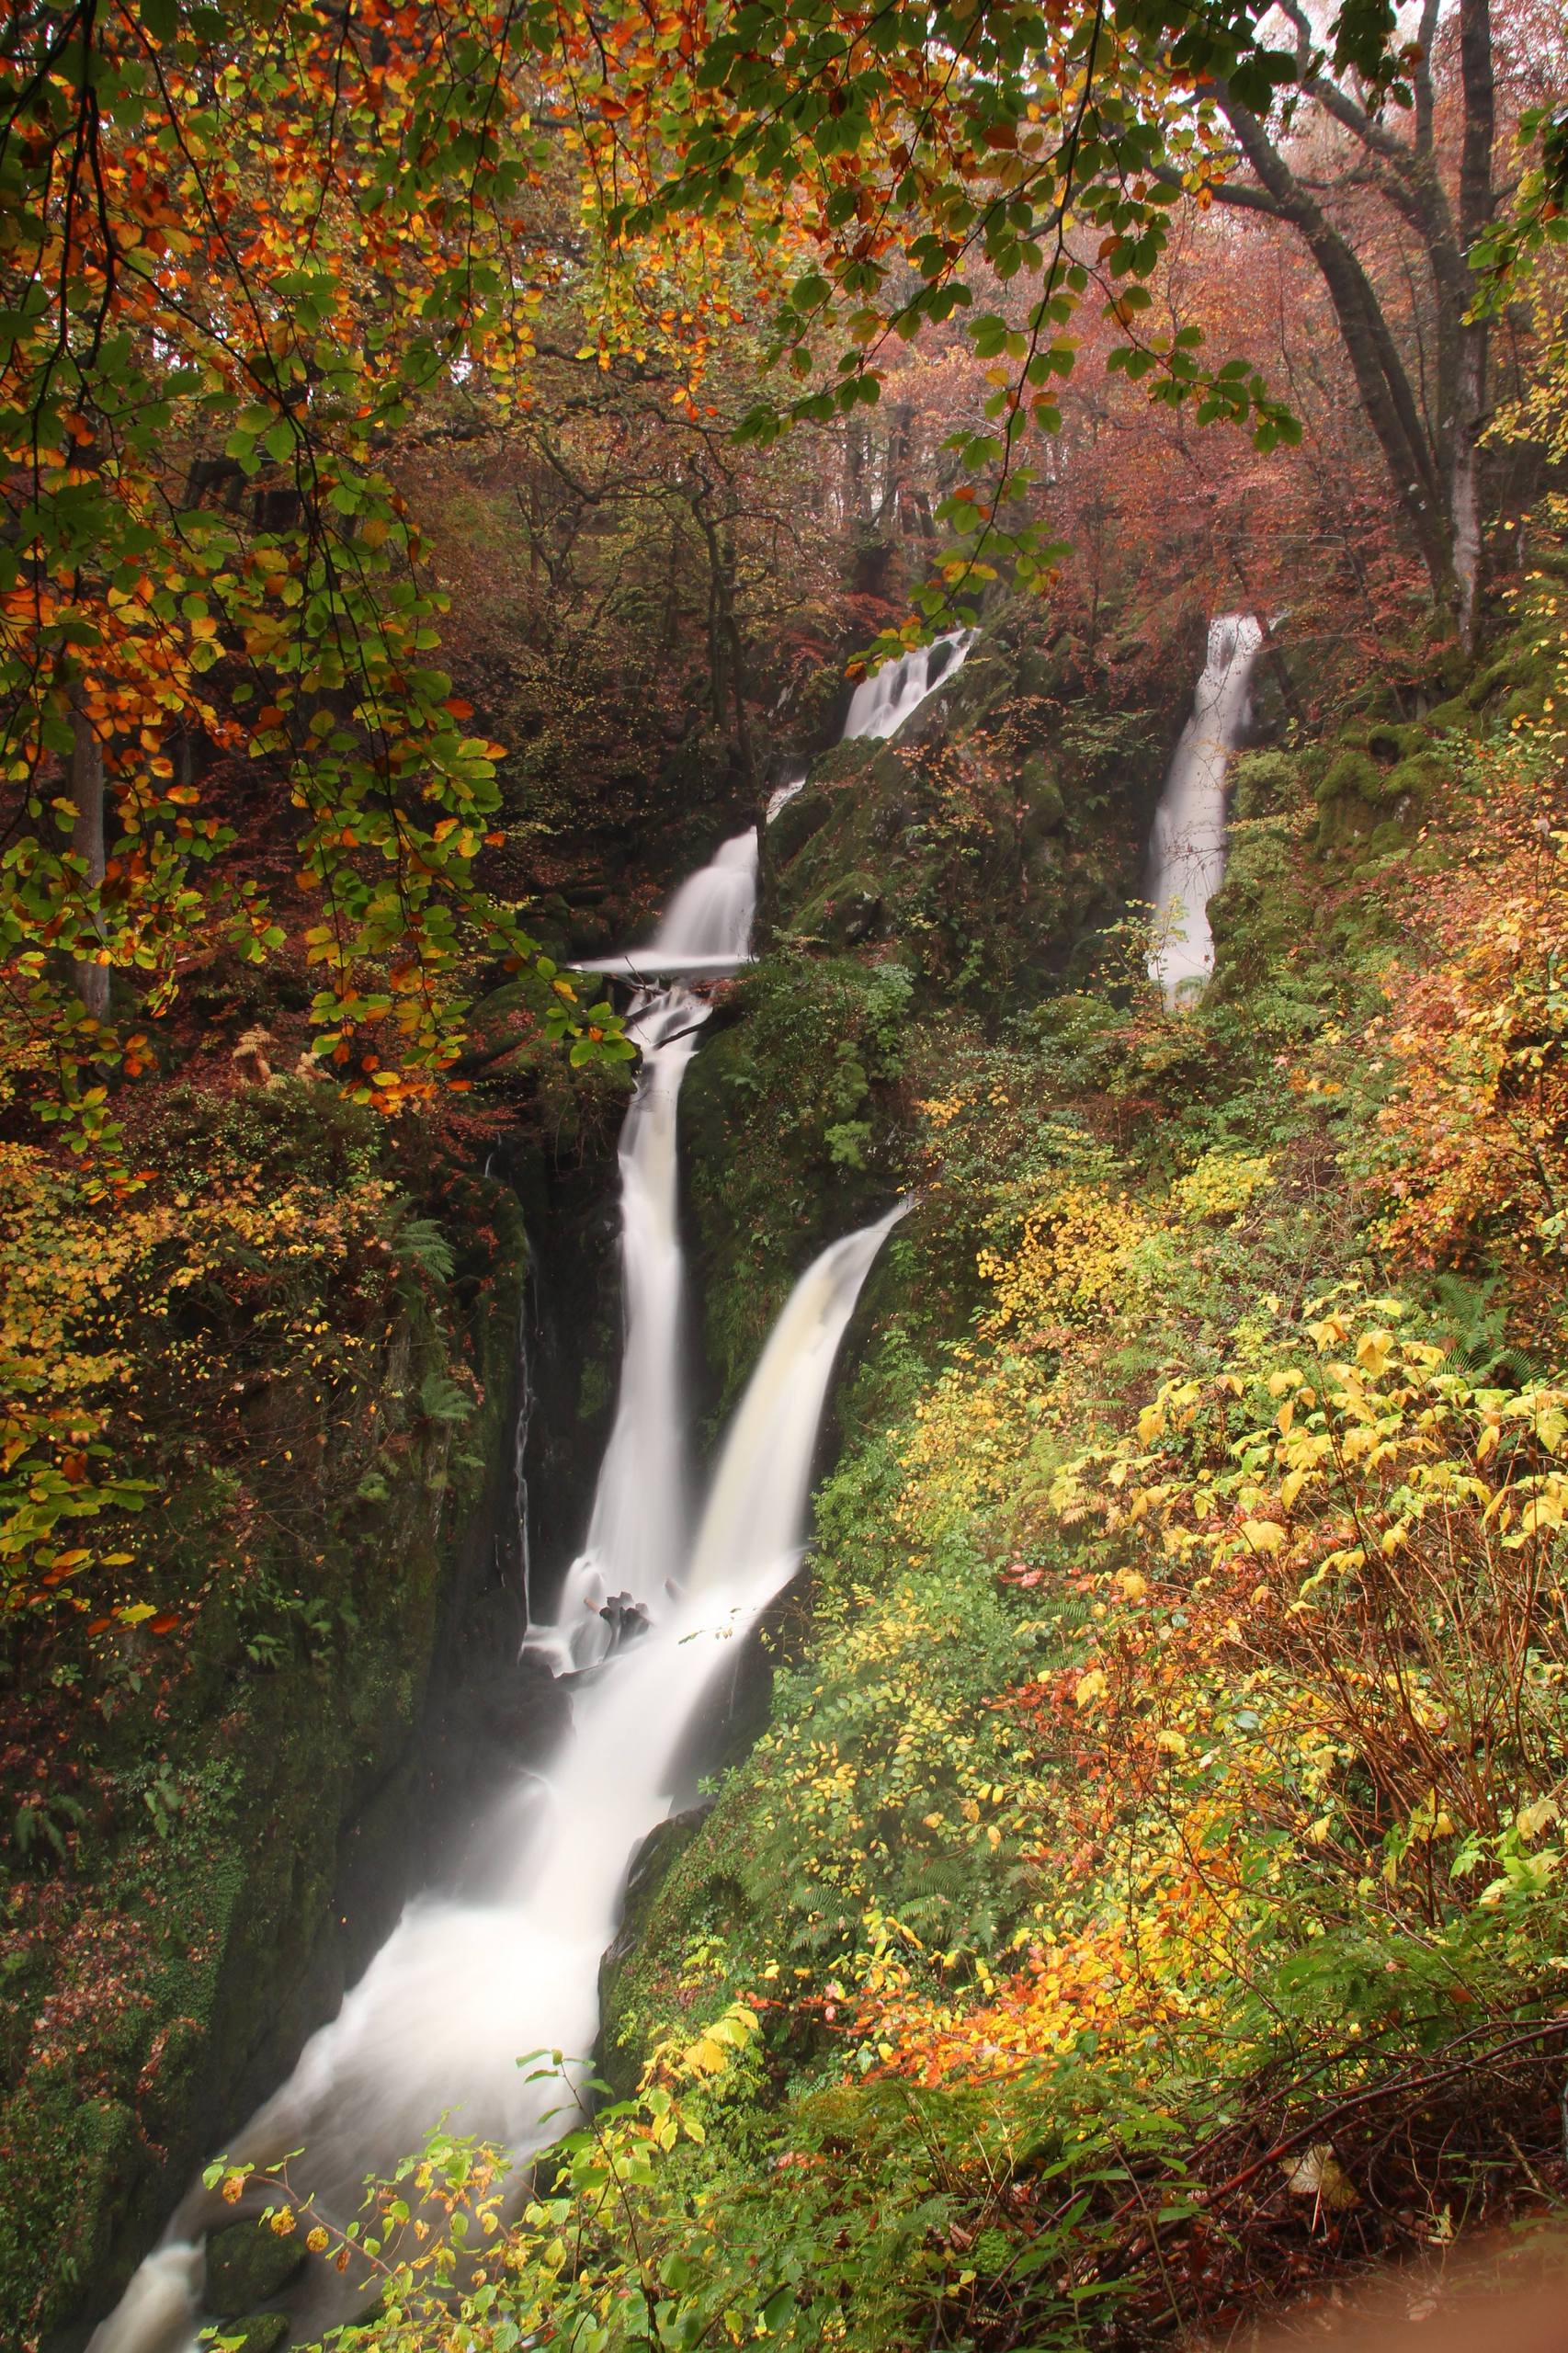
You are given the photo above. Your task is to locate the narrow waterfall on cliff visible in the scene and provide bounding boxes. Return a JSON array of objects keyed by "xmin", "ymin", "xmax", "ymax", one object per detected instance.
[
  {"xmin": 766, "ymin": 768, "xmax": 806, "ymax": 821},
  {"xmin": 840, "ymin": 628, "xmax": 973, "ymax": 742},
  {"xmin": 89, "ymin": 817, "xmax": 903, "ymax": 2353},
  {"xmin": 1145, "ymin": 615, "xmax": 1265, "ymax": 1005}
]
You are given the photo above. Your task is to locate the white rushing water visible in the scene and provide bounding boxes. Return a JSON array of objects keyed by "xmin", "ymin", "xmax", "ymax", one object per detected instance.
[
  {"xmin": 1146, "ymin": 614, "xmax": 1265, "ymax": 1005},
  {"xmin": 840, "ymin": 628, "xmax": 972, "ymax": 742},
  {"xmin": 530, "ymin": 988, "xmax": 706, "ymax": 1674},
  {"xmin": 574, "ymin": 826, "xmax": 758, "ymax": 984},
  {"xmin": 766, "ymin": 769, "xmax": 806, "ymax": 822},
  {"xmin": 92, "ymin": 814, "xmax": 904, "ymax": 2353}
]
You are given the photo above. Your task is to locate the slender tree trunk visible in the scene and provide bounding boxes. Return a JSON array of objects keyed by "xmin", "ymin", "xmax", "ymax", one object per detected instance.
[
  {"xmin": 1449, "ymin": 0, "xmax": 1495, "ymax": 649},
  {"xmin": 1214, "ymin": 95, "xmax": 1450, "ymax": 599},
  {"xmin": 1449, "ymin": 336, "xmax": 1485, "ymax": 650},
  {"xmin": 69, "ymin": 686, "xmax": 109, "ymax": 1019}
]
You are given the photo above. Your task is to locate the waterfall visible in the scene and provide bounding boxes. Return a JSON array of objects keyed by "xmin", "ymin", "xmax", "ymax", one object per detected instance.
[
  {"xmin": 512, "ymin": 1257, "xmax": 536, "ymax": 1623},
  {"xmin": 574, "ymin": 825, "xmax": 758, "ymax": 984},
  {"xmin": 529, "ymin": 990, "xmax": 706, "ymax": 1674},
  {"xmin": 840, "ymin": 628, "xmax": 972, "ymax": 742},
  {"xmin": 766, "ymin": 769, "xmax": 806, "ymax": 822},
  {"xmin": 653, "ymin": 831, "xmax": 758, "ymax": 961},
  {"xmin": 1146, "ymin": 615, "xmax": 1264, "ymax": 1005},
  {"xmin": 687, "ymin": 1202, "xmax": 906, "ymax": 1594},
  {"xmin": 89, "ymin": 815, "xmax": 903, "ymax": 2353},
  {"xmin": 84, "ymin": 2245, "xmax": 203, "ymax": 2353}
]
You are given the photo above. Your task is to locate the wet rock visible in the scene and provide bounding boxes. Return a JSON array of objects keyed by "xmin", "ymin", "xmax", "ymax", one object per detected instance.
[
  {"xmin": 216, "ymin": 2316, "xmax": 290, "ymax": 2353},
  {"xmin": 597, "ymin": 1803, "xmax": 716, "ymax": 2097},
  {"xmin": 206, "ymin": 2221, "xmax": 307, "ymax": 2318},
  {"xmin": 599, "ymin": 1591, "xmax": 652, "ymax": 1648}
]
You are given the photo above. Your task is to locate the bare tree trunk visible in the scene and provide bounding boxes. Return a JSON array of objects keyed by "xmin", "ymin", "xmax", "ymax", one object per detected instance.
[
  {"xmin": 1206, "ymin": 0, "xmax": 1497, "ymax": 645},
  {"xmin": 1449, "ymin": 0, "xmax": 1496, "ymax": 649},
  {"xmin": 1211, "ymin": 94, "xmax": 1450, "ymax": 598},
  {"xmin": 69, "ymin": 686, "xmax": 109, "ymax": 1019},
  {"xmin": 1449, "ymin": 338, "xmax": 1485, "ymax": 651},
  {"xmin": 688, "ymin": 484, "xmax": 758, "ymax": 798}
]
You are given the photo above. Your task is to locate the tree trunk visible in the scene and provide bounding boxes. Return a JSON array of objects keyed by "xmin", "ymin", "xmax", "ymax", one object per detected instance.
[
  {"xmin": 1449, "ymin": 335, "xmax": 1485, "ymax": 650},
  {"xmin": 1448, "ymin": 0, "xmax": 1495, "ymax": 649},
  {"xmin": 1209, "ymin": 0, "xmax": 1496, "ymax": 646},
  {"xmin": 69, "ymin": 687, "xmax": 109, "ymax": 1020}
]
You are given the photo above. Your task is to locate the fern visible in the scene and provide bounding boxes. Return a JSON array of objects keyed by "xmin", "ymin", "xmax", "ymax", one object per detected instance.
[
  {"xmin": 1430, "ymin": 1272, "xmax": 1536, "ymax": 1386},
  {"xmin": 396, "ymin": 1214, "xmax": 456, "ymax": 1283},
  {"xmin": 419, "ymin": 1369, "xmax": 474, "ymax": 1426}
]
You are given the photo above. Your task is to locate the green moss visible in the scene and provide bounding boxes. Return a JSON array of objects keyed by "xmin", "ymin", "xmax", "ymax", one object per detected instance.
[
  {"xmin": 682, "ymin": 956, "xmax": 911, "ymax": 1417},
  {"xmin": 217, "ymin": 2317, "xmax": 291, "ymax": 2353},
  {"xmin": 1, "ymin": 1180, "xmax": 528, "ymax": 2347},
  {"xmin": 1228, "ymin": 748, "xmax": 1299, "ymax": 821},
  {"xmin": 1425, "ymin": 694, "xmax": 1478, "ymax": 736},
  {"xmin": 1383, "ymin": 749, "xmax": 1449, "ymax": 810},
  {"xmin": 207, "ymin": 2221, "xmax": 306, "ymax": 2317},
  {"xmin": 1017, "ymin": 754, "xmax": 1065, "ymax": 835},
  {"xmin": 598, "ymin": 1807, "xmax": 713, "ymax": 2097},
  {"xmin": 1318, "ymin": 746, "xmax": 1382, "ymax": 805}
]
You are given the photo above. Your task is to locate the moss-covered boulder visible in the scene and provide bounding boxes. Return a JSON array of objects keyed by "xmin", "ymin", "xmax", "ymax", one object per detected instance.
[
  {"xmin": 598, "ymin": 1805, "xmax": 714, "ymax": 2098},
  {"xmin": 215, "ymin": 2318, "xmax": 290, "ymax": 2353},
  {"xmin": 206, "ymin": 2221, "xmax": 307, "ymax": 2318}
]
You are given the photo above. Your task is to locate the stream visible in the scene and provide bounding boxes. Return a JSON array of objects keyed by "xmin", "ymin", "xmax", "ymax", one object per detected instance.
[{"xmin": 86, "ymin": 631, "xmax": 976, "ymax": 2353}]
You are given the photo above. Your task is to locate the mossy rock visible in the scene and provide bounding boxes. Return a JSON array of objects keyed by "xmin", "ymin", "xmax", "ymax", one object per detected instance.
[
  {"xmin": 1229, "ymin": 749, "xmax": 1298, "ymax": 821},
  {"xmin": 598, "ymin": 1805, "xmax": 714, "ymax": 2097},
  {"xmin": 1333, "ymin": 715, "xmax": 1423, "ymax": 763},
  {"xmin": 930, "ymin": 652, "xmax": 1010, "ymax": 729},
  {"xmin": 1317, "ymin": 747, "xmax": 1382, "ymax": 806},
  {"xmin": 1366, "ymin": 720, "xmax": 1424, "ymax": 763},
  {"xmin": 767, "ymin": 785, "xmax": 832, "ymax": 865},
  {"xmin": 1018, "ymin": 755, "xmax": 1065, "ymax": 836},
  {"xmin": 1425, "ymin": 694, "xmax": 1479, "ymax": 737},
  {"xmin": 212, "ymin": 2313, "xmax": 290, "ymax": 2353},
  {"xmin": 805, "ymin": 737, "xmax": 881, "ymax": 789},
  {"xmin": 1382, "ymin": 750, "xmax": 1449, "ymax": 813},
  {"xmin": 808, "ymin": 872, "xmax": 884, "ymax": 948},
  {"xmin": 207, "ymin": 2220, "xmax": 307, "ymax": 2317},
  {"xmin": 1497, "ymin": 684, "xmax": 1551, "ymax": 729},
  {"xmin": 1015, "ymin": 646, "xmax": 1069, "ymax": 701},
  {"xmin": 1464, "ymin": 641, "xmax": 1554, "ymax": 713}
]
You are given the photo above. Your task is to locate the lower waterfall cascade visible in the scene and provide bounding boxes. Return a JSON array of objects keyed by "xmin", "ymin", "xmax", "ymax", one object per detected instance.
[
  {"xmin": 1146, "ymin": 614, "xmax": 1265, "ymax": 1005},
  {"xmin": 88, "ymin": 763, "xmax": 904, "ymax": 2353}
]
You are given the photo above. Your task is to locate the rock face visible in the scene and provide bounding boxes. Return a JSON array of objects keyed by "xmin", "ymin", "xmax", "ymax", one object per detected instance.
[
  {"xmin": 597, "ymin": 1803, "xmax": 716, "ymax": 2098},
  {"xmin": 206, "ymin": 2221, "xmax": 307, "ymax": 2318},
  {"xmin": 679, "ymin": 602, "xmax": 1202, "ymax": 1426},
  {"xmin": 16, "ymin": 1188, "xmax": 543, "ymax": 2353}
]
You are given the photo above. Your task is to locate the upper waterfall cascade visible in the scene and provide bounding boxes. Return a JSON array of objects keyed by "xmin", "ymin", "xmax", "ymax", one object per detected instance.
[
  {"xmin": 1146, "ymin": 614, "xmax": 1265, "ymax": 1005},
  {"xmin": 840, "ymin": 628, "xmax": 973, "ymax": 742},
  {"xmin": 90, "ymin": 794, "xmax": 903, "ymax": 2353}
]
